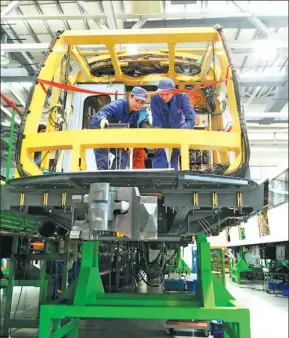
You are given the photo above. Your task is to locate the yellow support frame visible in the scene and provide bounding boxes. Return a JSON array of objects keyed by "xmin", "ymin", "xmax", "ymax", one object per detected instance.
[{"xmin": 19, "ymin": 28, "xmax": 244, "ymax": 176}]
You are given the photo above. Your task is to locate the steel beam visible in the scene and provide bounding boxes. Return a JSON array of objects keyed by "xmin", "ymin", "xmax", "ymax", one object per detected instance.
[
  {"xmin": 231, "ymin": 1, "xmax": 270, "ymax": 38},
  {"xmin": 102, "ymin": 1, "xmax": 118, "ymax": 30},
  {"xmin": 0, "ymin": 27, "xmax": 36, "ymax": 75},
  {"xmin": 131, "ymin": 19, "xmax": 148, "ymax": 29},
  {"xmin": 239, "ymin": 75, "xmax": 288, "ymax": 87},
  {"xmin": 35, "ymin": 1, "xmax": 54, "ymax": 39},
  {"xmin": 16, "ymin": 7, "xmax": 41, "ymax": 43},
  {"xmin": 1, "ymin": 1, "xmax": 21, "ymax": 16},
  {"xmin": 264, "ymin": 67, "xmax": 288, "ymax": 112},
  {"xmin": 1, "ymin": 12, "xmax": 287, "ymax": 22},
  {"xmin": 264, "ymin": 84, "xmax": 288, "ymax": 112},
  {"xmin": 3, "ymin": 83, "xmax": 26, "ymax": 107},
  {"xmin": 123, "ymin": 15, "xmax": 288, "ymax": 30},
  {"xmin": 55, "ymin": 1, "xmax": 71, "ymax": 30},
  {"xmin": 1, "ymin": 105, "xmax": 21, "ymax": 125},
  {"xmin": 76, "ymin": 1, "xmax": 90, "ymax": 30},
  {"xmin": 76, "ymin": 1, "xmax": 108, "ymax": 30},
  {"xmin": 1, "ymin": 14, "xmax": 107, "ymax": 21},
  {"xmin": 1, "ymin": 37, "xmax": 286, "ymax": 53}
]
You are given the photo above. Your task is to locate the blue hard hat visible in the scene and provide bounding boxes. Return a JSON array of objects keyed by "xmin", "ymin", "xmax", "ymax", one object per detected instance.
[
  {"xmin": 131, "ymin": 87, "xmax": 147, "ymax": 102},
  {"xmin": 157, "ymin": 78, "xmax": 175, "ymax": 91}
]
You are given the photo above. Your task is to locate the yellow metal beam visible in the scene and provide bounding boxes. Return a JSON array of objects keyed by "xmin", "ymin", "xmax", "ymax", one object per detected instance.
[
  {"xmin": 168, "ymin": 44, "xmax": 176, "ymax": 78},
  {"xmin": 106, "ymin": 45, "xmax": 122, "ymax": 81},
  {"xmin": 200, "ymin": 43, "xmax": 214, "ymax": 82},
  {"xmin": 77, "ymin": 72, "xmax": 216, "ymax": 86},
  {"xmin": 41, "ymin": 66, "xmax": 62, "ymax": 170},
  {"xmin": 79, "ymin": 50, "xmax": 127, "ymax": 56},
  {"xmin": 21, "ymin": 129, "xmax": 240, "ymax": 173},
  {"xmin": 23, "ymin": 38, "xmax": 67, "ymax": 135},
  {"xmin": 71, "ymin": 47, "xmax": 91, "ymax": 81},
  {"xmin": 61, "ymin": 28, "xmax": 219, "ymax": 45}
]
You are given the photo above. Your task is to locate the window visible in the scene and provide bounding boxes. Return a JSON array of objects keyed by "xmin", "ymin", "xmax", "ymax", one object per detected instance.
[
  {"xmin": 82, "ymin": 95, "xmax": 111, "ymax": 129},
  {"xmin": 268, "ymin": 169, "xmax": 288, "ymax": 209}
]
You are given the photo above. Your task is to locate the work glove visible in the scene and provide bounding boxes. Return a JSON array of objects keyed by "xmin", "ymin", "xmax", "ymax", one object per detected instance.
[
  {"xmin": 123, "ymin": 148, "xmax": 133, "ymax": 155},
  {"xmin": 100, "ymin": 119, "xmax": 109, "ymax": 129}
]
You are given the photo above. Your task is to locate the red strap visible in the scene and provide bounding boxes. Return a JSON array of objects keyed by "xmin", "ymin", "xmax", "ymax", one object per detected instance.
[
  {"xmin": 37, "ymin": 76, "xmax": 232, "ymax": 98},
  {"xmin": 0, "ymin": 92, "xmax": 22, "ymax": 117},
  {"xmin": 40, "ymin": 82, "xmax": 48, "ymax": 94}
]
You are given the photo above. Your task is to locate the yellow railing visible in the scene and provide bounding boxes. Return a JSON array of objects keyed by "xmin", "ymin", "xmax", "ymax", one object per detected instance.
[
  {"xmin": 21, "ymin": 129, "xmax": 241, "ymax": 175},
  {"xmin": 18, "ymin": 27, "xmax": 243, "ymax": 177}
]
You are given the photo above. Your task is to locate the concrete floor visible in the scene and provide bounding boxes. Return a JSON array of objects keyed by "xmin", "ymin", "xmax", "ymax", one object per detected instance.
[{"xmin": 1, "ymin": 277, "xmax": 288, "ymax": 338}]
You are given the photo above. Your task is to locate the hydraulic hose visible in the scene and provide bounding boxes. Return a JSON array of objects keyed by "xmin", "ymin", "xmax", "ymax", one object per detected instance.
[
  {"xmin": 15, "ymin": 31, "xmax": 64, "ymax": 177},
  {"xmin": 214, "ymin": 24, "xmax": 250, "ymax": 177}
]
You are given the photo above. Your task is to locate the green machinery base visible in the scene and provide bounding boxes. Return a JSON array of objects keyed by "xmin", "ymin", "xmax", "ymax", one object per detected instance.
[{"xmin": 38, "ymin": 233, "xmax": 251, "ymax": 338}]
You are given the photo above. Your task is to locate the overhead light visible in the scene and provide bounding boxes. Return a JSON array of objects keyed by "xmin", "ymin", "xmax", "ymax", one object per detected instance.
[
  {"xmin": 125, "ymin": 45, "xmax": 138, "ymax": 54},
  {"xmin": 253, "ymin": 40, "xmax": 278, "ymax": 61}
]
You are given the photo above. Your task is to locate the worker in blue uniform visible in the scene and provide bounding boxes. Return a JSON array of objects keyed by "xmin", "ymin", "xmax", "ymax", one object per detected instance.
[
  {"xmin": 150, "ymin": 78, "xmax": 196, "ymax": 170},
  {"xmin": 90, "ymin": 87, "xmax": 147, "ymax": 170}
]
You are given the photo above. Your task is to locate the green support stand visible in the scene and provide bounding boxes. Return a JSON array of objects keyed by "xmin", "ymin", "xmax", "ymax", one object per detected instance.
[
  {"xmin": 211, "ymin": 248, "xmax": 226, "ymax": 286},
  {"xmin": 38, "ymin": 233, "xmax": 251, "ymax": 338},
  {"xmin": 0, "ymin": 238, "xmax": 54, "ymax": 337},
  {"xmin": 230, "ymin": 248, "xmax": 252, "ymax": 284}
]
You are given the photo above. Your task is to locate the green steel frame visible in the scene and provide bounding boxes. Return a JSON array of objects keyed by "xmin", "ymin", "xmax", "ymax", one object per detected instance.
[
  {"xmin": 211, "ymin": 248, "xmax": 226, "ymax": 286},
  {"xmin": 230, "ymin": 248, "xmax": 252, "ymax": 284},
  {"xmin": 38, "ymin": 234, "xmax": 251, "ymax": 338},
  {"xmin": 0, "ymin": 235, "xmax": 70, "ymax": 337}
]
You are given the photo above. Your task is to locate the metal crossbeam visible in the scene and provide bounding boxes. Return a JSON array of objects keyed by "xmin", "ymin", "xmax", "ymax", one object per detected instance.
[
  {"xmin": 0, "ymin": 26, "xmax": 36, "ymax": 76},
  {"xmin": 1, "ymin": 38, "xmax": 287, "ymax": 53},
  {"xmin": 76, "ymin": 1, "xmax": 107, "ymax": 30},
  {"xmin": 35, "ymin": 0, "xmax": 54, "ymax": 39},
  {"xmin": 231, "ymin": 1, "xmax": 271, "ymax": 38},
  {"xmin": 131, "ymin": 19, "xmax": 148, "ymax": 29},
  {"xmin": 1, "ymin": 105, "xmax": 21, "ymax": 125},
  {"xmin": 1, "ymin": 1, "xmax": 21, "ymax": 16},
  {"xmin": 1, "ymin": 12, "xmax": 287, "ymax": 22},
  {"xmin": 102, "ymin": 1, "xmax": 118, "ymax": 30}
]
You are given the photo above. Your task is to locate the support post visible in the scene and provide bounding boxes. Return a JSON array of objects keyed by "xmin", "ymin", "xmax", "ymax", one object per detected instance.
[
  {"xmin": 196, "ymin": 233, "xmax": 215, "ymax": 307},
  {"xmin": 38, "ymin": 242, "xmax": 49, "ymax": 314},
  {"xmin": 221, "ymin": 248, "xmax": 226, "ymax": 286},
  {"xmin": 1, "ymin": 236, "xmax": 18, "ymax": 337},
  {"xmin": 73, "ymin": 241, "xmax": 104, "ymax": 305},
  {"xmin": 115, "ymin": 242, "xmax": 120, "ymax": 292},
  {"xmin": 61, "ymin": 235, "xmax": 70, "ymax": 292}
]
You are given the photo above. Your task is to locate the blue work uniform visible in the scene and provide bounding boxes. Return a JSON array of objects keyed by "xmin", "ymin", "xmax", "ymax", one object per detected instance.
[
  {"xmin": 90, "ymin": 99, "xmax": 140, "ymax": 170},
  {"xmin": 150, "ymin": 93, "xmax": 196, "ymax": 170}
]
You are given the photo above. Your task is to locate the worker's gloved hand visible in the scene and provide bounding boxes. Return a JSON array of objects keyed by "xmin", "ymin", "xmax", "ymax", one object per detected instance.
[
  {"xmin": 123, "ymin": 148, "xmax": 133, "ymax": 155},
  {"xmin": 100, "ymin": 119, "xmax": 109, "ymax": 129}
]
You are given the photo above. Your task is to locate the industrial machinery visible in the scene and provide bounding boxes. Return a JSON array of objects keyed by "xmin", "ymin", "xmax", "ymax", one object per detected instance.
[{"xmin": 0, "ymin": 26, "xmax": 264, "ymax": 338}]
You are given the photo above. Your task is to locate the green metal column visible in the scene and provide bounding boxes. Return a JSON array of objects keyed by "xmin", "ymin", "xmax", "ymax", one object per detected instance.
[
  {"xmin": 68, "ymin": 319, "xmax": 79, "ymax": 338},
  {"xmin": 38, "ymin": 242, "xmax": 50, "ymax": 314},
  {"xmin": 73, "ymin": 241, "xmax": 104, "ymax": 305},
  {"xmin": 1, "ymin": 236, "xmax": 18, "ymax": 337},
  {"xmin": 115, "ymin": 242, "xmax": 120, "ymax": 292},
  {"xmin": 61, "ymin": 235, "xmax": 70, "ymax": 293},
  {"xmin": 221, "ymin": 248, "xmax": 226, "ymax": 286},
  {"xmin": 5, "ymin": 108, "xmax": 16, "ymax": 182},
  {"xmin": 196, "ymin": 233, "xmax": 215, "ymax": 307}
]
